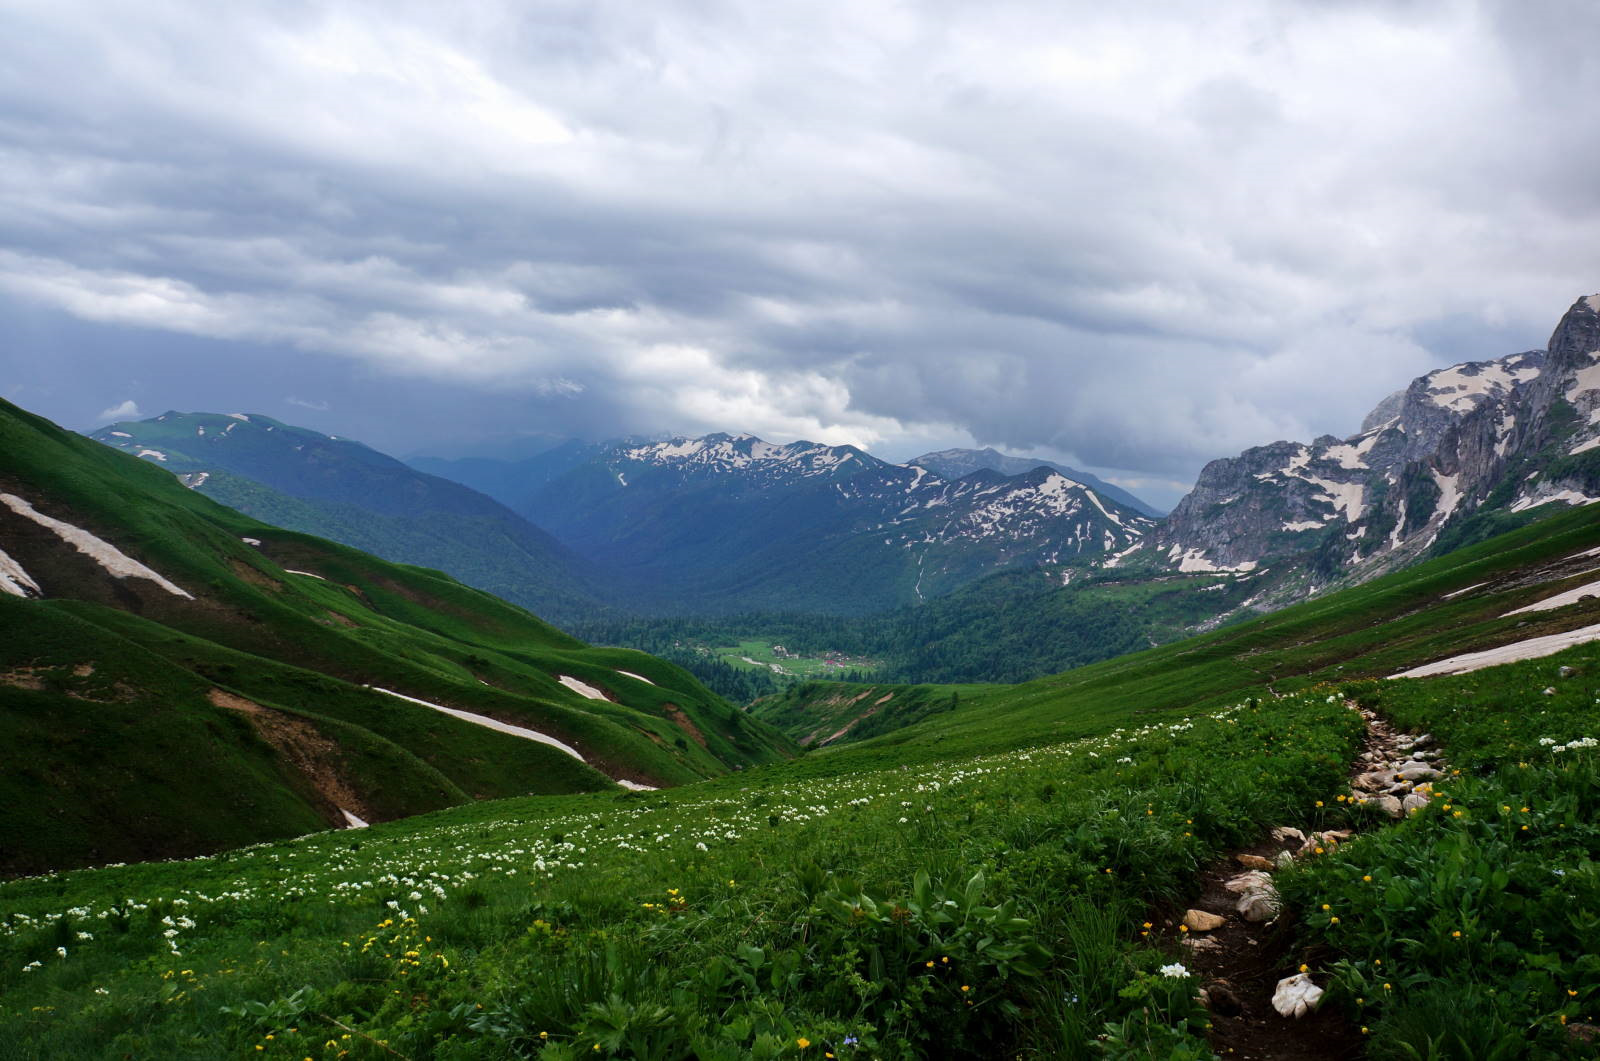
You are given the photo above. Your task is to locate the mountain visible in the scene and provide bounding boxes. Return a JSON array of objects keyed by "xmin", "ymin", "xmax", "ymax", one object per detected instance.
[
  {"xmin": 1140, "ymin": 294, "xmax": 1600, "ymax": 601},
  {"xmin": 88, "ymin": 412, "xmax": 605, "ymax": 624},
  {"xmin": 516, "ymin": 432, "xmax": 1156, "ymax": 613},
  {"xmin": 2, "ymin": 398, "xmax": 794, "ymax": 875},
  {"xmin": 908, "ymin": 447, "xmax": 1164, "ymax": 517}
]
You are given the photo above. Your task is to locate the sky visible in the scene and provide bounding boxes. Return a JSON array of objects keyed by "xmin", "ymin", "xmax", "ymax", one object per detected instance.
[{"xmin": 2, "ymin": 1, "xmax": 1598, "ymax": 509}]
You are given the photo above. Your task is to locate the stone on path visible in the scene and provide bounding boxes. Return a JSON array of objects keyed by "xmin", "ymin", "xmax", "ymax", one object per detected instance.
[
  {"xmin": 1235, "ymin": 853, "xmax": 1274, "ymax": 870},
  {"xmin": 1271, "ymin": 972, "xmax": 1324, "ymax": 1018},
  {"xmin": 1184, "ymin": 908, "xmax": 1226, "ymax": 931}
]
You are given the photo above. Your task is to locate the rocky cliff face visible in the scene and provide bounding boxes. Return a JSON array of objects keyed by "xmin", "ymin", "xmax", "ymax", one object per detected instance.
[{"xmin": 1148, "ymin": 295, "xmax": 1600, "ymax": 588}]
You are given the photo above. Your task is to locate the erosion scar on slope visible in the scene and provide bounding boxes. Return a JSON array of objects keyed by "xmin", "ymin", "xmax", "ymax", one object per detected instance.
[{"xmin": 208, "ymin": 689, "xmax": 371, "ymax": 828}]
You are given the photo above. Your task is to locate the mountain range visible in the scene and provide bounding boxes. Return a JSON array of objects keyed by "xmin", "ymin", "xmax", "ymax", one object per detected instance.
[
  {"xmin": 99, "ymin": 421, "xmax": 1159, "ymax": 616},
  {"xmin": 78, "ymin": 295, "xmax": 1600, "ymax": 685}
]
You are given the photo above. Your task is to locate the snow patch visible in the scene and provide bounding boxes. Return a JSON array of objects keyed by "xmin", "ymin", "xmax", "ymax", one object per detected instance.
[
  {"xmin": 0, "ymin": 546, "xmax": 42, "ymax": 598},
  {"xmin": 1320, "ymin": 431, "xmax": 1380, "ymax": 470},
  {"xmin": 1431, "ymin": 470, "xmax": 1463, "ymax": 524},
  {"xmin": 616, "ymin": 670, "xmax": 655, "ymax": 686},
  {"xmin": 1511, "ymin": 490, "xmax": 1600, "ymax": 513},
  {"xmin": 1390, "ymin": 622, "xmax": 1600, "ymax": 678},
  {"xmin": 284, "ymin": 569, "xmax": 326, "ymax": 580},
  {"xmin": 558, "ymin": 675, "xmax": 610, "ymax": 701},
  {"xmin": 0, "ymin": 493, "xmax": 192, "ymax": 598},
  {"xmin": 1569, "ymin": 436, "xmax": 1600, "ymax": 456},
  {"xmin": 340, "ymin": 809, "xmax": 369, "ymax": 829},
  {"xmin": 1282, "ymin": 520, "xmax": 1324, "ymax": 532},
  {"xmin": 241, "ymin": 537, "xmax": 262, "ymax": 546},
  {"xmin": 108, "ymin": 431, "xmax": 131, "ymax": 438},
  {"xmin": 227, "ymin": 413, "xmax": 250, "ymax": 421},
  {"xmin": 136, "ymin": 449, "xmax": 168, "ymax": 462},
  {"xmin": 1566, "ymin": 361, "xmax": 1600, "ymax": 404},
  {"xmin": 1503, "ymin": 578, "xmax": 1600, "ymax": 617},
  {"xmin": 365, "ymin": 685, "xmax": 586, "ymax": 761},
  {"xmin": 616, "ymin": 779, "xmax": 657, "ymax": 792},
  {"xmin": 1174, "ymin": 548, "xmax": 1257, "ymax": 574},
  {"xmin": 1442, "ymin": 582, "xmax": 1485, "ymax": 600}
]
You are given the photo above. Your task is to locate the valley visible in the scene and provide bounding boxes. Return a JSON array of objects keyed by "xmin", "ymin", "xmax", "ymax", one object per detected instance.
[{"xmin": 11, "ymin": 298, "xmax": 1600, "ymax": 1056}]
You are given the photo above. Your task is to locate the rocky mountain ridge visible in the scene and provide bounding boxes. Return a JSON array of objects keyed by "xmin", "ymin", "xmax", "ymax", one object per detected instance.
[
  {"xmin": 1145, "ymin": 294, "xmax": 1600, "ymax": 596},
  {"xmin": 520, "ymin": 431, "xmax": 1155, "ymax": 611}
]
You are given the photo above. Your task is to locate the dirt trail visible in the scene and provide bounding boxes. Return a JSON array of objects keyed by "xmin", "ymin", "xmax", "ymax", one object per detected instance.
[{"xmin": 1178, "ymin": 706, "xmax": 1422, "ymax": 1060}]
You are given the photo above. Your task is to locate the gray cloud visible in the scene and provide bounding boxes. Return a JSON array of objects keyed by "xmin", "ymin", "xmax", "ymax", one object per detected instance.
[{"xmin": 2, "ymin": 0, "xmax": 1597, "ymax": 508}]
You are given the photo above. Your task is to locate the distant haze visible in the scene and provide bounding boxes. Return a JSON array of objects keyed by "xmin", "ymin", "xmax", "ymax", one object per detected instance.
[{"xmin": 3, "ymin": 2, "xmax": 1597, "ymax": 511}]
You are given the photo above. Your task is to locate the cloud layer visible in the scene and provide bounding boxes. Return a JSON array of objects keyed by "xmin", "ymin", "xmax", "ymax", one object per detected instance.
[{"xmin": 3, "ymin": 1, "xmax": 1598, "ymax": 503}]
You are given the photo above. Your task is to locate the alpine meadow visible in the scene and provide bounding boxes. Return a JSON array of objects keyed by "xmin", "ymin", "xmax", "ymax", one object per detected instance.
[{"xmin": 6, "ymin": 4, "xmax": 1600, "ymax": 1060}]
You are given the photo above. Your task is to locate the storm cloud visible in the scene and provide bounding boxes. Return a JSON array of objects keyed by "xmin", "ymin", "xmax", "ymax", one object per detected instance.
[{"xmin": 3, "ymin": 0, "xmax": 1598, "ymax": 505}]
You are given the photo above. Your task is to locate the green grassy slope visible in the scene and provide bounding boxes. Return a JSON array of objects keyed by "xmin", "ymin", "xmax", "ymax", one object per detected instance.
[
  {"xmin": 0, "ymin": 486, "xmax": 1593, "ymax": 1056},
  {"xmin": 757, "ymin": 499, "xmax": 1600, "ymax": 758},
  {"xmin": 0, "ymin": 398, "xmax": 796, "ymax": 874},
  {"xmin": 3, "ymin": 486, "xmax": 1600, "ymax": 1056}
]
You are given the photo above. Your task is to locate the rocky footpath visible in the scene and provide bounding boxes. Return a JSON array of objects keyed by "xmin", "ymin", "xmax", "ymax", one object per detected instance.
[{"xmin": 1167, "ymin": 705, "xmax": 1450, "ymax": 1060}]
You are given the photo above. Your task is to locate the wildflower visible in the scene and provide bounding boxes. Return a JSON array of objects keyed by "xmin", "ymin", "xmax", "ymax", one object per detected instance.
[
  {"xmin": 797, "ymin": 1037, "xmax": 811, "ymax": 1049},
  {"xmin": 961, "ymin": 985, "xmax": 970, "ymax": 992},
  {"xmin": 1159, "ymin": 963, "xmax": 1189, "ymax": 978},
  {"xmin": 1362, "ymin": 875, "xmax": 1372, "ymax": 883}
]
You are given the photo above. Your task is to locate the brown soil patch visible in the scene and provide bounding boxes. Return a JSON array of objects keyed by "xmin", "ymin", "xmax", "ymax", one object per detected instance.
[
  {"xmin": 873, "ymin": 692, "xmax": 894, "ymax": 706},
  {"xmin": 324, "ymin": 611, "xmax": 358, "ymax": 628},
  {"xmin": 208, "ymin": 688, "xmax": 370, "ymax": 827},
  {"xmin": 72, "ymin": 663, "xmax": 94, "ymax": 677},
  {"xmin": 227, "ymin": 558, "xmax": 283, "ymax": 592},
  {"xmin": 662, "ymin": 703, "xmax": 709, "ymax": 748},
  {"xmin": 0, "ymin": 668, "xmax": 45, "ymax": 691}
]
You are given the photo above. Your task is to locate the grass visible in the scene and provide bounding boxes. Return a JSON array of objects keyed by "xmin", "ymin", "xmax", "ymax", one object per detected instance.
[
  {"xmin": 1276, "ymin": 649, "xmax": 1600, "ymax": 1059},
  {"xmin": 0, "ymin": 688, "xmax": 1367, "ymax": 1059},
  {"xmin": 716, "ymin": 639, "xmax": 879, "ymax": 680}
]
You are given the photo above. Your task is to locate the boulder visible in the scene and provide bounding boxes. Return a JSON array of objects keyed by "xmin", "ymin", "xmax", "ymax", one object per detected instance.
[
  {"xmin": 1184, "ymin": 909, "xmax": 1226, "ymax": 932},
  {"xmin": 1402, "ymin": 792, "xmax": 1430, "ymax": 814},
  {"xmin": 1377, "ymin": 795, "xmax": 1405, "ymax": 818},
  {"xmin": 1270, "ymin": 826, "xmax": 1307, "ymax": 845}
]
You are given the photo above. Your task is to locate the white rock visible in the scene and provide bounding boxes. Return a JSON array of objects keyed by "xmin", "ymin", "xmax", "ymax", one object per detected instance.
[
  {"xmin": 1237, "ymin": 883, "xmax": 1281, "ymax": 922},
  {"xmin": 1271, "ymin": 972, "xmax": 1324, "ymax": 1018},
  {"xmin": 1270, "ymin": 826, "xmax": 1307, "ymax": 845},
  {"xmin": 1223, "ymin": 870, "xmax": 1274, "ymax": 895},
  {"xmin": 1402, "ymin": 792, "xmax": 1430, "ymax": 813}
]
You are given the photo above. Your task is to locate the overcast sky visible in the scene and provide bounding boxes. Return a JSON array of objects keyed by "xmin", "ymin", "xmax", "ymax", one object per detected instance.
[{"xmin": 3, "ymin": 1, "xmax": 1598, "ymax": 507}]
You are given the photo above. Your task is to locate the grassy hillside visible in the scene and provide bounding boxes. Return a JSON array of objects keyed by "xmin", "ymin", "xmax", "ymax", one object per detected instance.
[
  {"xmin": 0, "ymin": 399, "xmax": 796, "ymax": 874},
  {"xmin": 3, "ymin": 484, "xmax": 1599, "ymax": 1055},
  {"xmin": 756, "ymin": 498, "xmax": 1600, "ymax": 755}
]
